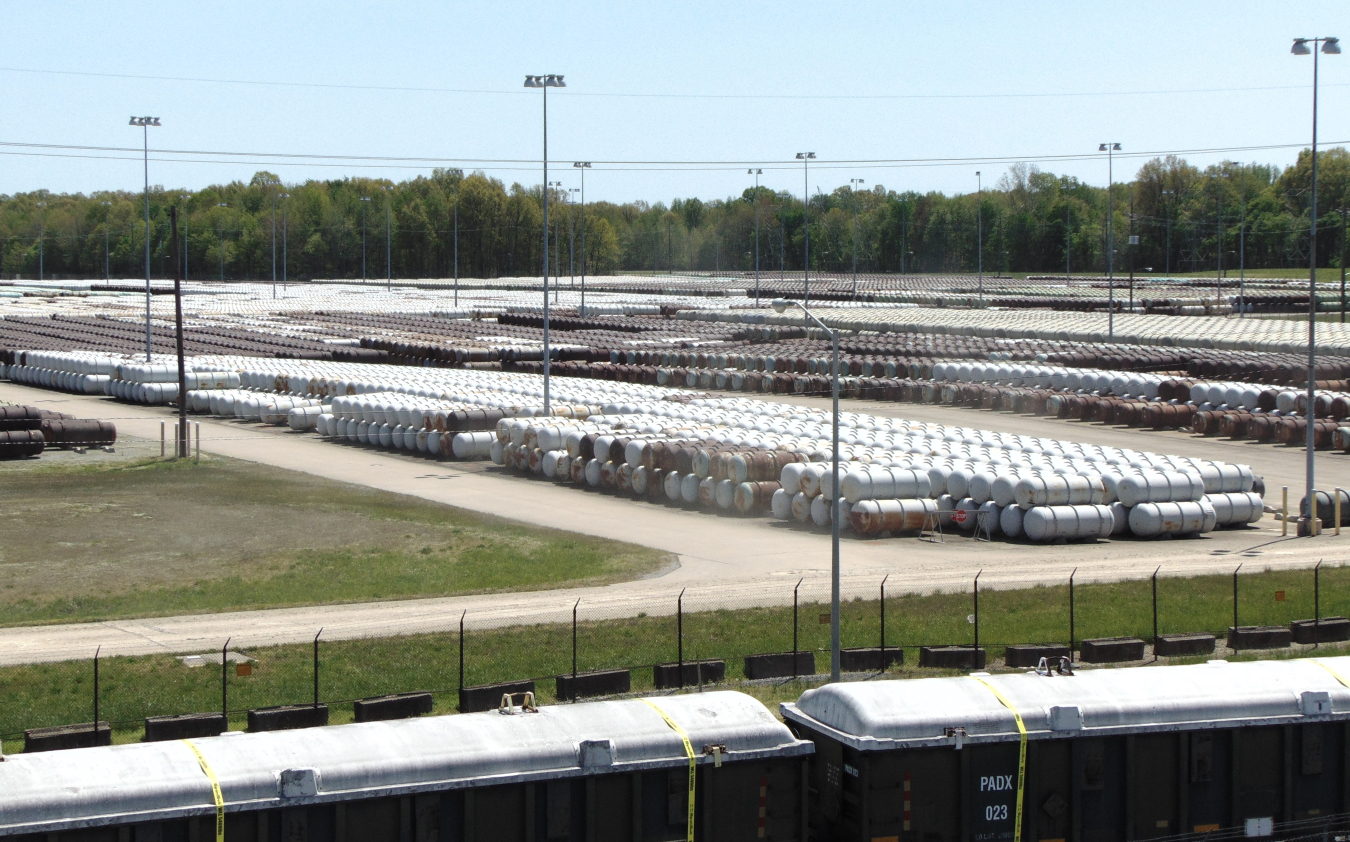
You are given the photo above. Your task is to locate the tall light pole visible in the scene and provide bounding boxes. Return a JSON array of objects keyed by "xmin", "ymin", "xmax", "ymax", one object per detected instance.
[
  {"xmin": 1099, "ymin": 142, "xmax": 1122, "ymax": 340},
  {"xmin": 277, "ymin": 193, "xmax": 290, "ymax": 291},
  {"xmin": 574, "ymin": 162, "xmax": 591, "ymax": 313},
  {"xmin": 359, "ymin": 196, "xmax": 371, "ymax": 282},
  {"xmin": 525, "ymin": 73, "xmax": 565, "ymax": 415},
  {"xmin": 382, "ymin": 185, "xmax": 393, "ymax": 293},
  {"xmin": 850, "ymin": 178, "xmax": 864, "ymax": 297},
  {"xmin": 549, "ymin": 180, "xmax": 563, "ymax": 304},
  {"xmin": 1065, "ymin": 199, "xmax": 1072, "ymax": 279},
  {"xmin": 101, "ymin": 201, "xmax": 111, "ymax": 280},
  {"xmin": 266, "ymin": 180, "xmax": 280, "ymax": 299},
  {"xmin": 1161, "ymin": 189, "xmax": 1175, "ymax": 276},
  {"xmin": 453, "ymin": 186, "xmax": 459, "ymax": 306},
  {"xmin": 773, "ymin": 297, "xmax": 841, "ymax": 682},
  {"xmin": 976, "ymin": 171, "xmax": 983, "ymax": 305},
  {"xmin": 178, "ymin": 194, "xmax": 190, "ymax": 281},
  {"xmin": 216, "ymin": 203, "xmax": 227, "ymax": 282},
  {"xmin": 1292, "ymin": 35, "xmax": 1340, "ymax": 534},
  {"xmin": 748, "ymin": 168, "xmax": 762, "ymax": 305},
  {"xmin": 796, "ymin": 152, "xmax": 815, "ymax": 314},
  {"xmin": 1212, "ymin": 176, "xmax": 1223, "ymax": 305},
  {"xmin": 35, "ymin": 201, "xmax": 45, "ymax": 281},
  {"xmin": 567, "ymin": 188, "xmax": 580, "ymax": 291},
  {"xmin": 130, "ymin": 116, "xmax": 161, "ymax": 360}
]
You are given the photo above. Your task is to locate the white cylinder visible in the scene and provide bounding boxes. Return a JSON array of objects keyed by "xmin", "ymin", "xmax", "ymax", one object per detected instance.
[
  {"xmin": 1205, "ymin": 491, "xmax": 1265, "ymax": 526},
  {"xmin": 452, "ymin": 431, "xmax": 496, "ymax": 460},
  {"xmin": 791, "ymin": 491, "xmax": 812, "ymax": 522},
  {"xmin": 1127, "ymin": 500, "xmax": 1219, "ymax": 537},
  {"xmin": 999, "ymin": 505, "xmax": 1026, "ymax": 538},
  {"xmin": 1022, "ymin": 505, "xmax": 1115, "ymax": 541},
  {"xmin": 771, "ymin": 487, "xmax": 793, "ymax": 520},
  {"xmin": 1115, "ymin": 472, "xmax": 1205, "ymax": 507}
]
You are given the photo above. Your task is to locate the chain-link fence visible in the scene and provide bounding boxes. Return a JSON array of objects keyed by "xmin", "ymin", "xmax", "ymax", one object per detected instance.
[{"xmin": 3, "ymin": 560, "xmax": 1347, "ymax": 750}]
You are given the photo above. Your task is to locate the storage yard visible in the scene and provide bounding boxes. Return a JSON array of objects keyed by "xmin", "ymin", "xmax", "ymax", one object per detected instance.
[
  {"xmin": 5, "ymin": 274, "xmax": 1350, "ymax": 788},
  {"xmin": 5, "ymin": 276, "xmax": 1350, "ymax": 581}
]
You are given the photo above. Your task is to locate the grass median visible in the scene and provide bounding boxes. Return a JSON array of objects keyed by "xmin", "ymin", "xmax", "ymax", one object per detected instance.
[
  {"xmin": 0, "ymin": 453, "xmax": 671, "ymax": 626},
  {"xmin": 3, "ymin": 564, "xmax": 1345, "ymax": 753}
]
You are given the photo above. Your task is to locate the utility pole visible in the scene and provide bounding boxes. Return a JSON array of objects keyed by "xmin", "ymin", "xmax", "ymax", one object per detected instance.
[
  {"xmin": 901, "ymin": 199, "xmax": 908, "ymax": 274},
  {"xmin": 359, "ymin": 196, "xmax": 371, "ymax": 282},
  {"xmin": 749, "ymin": 168, "xmax": 762, "ymax": 305},
  {"xmin": 102, "ymin": 201, "xmax": 111, "ymax": 280},
  {"xmin": 383, "ymin": 184, "xmax": 393, "ymax": 293},
  {"xmin": 1128, "ymin": 197, "xmax": 1135, "ymax": 311},
  {"xmin": 976, "ymin": 171, "xmax": 983, "ymax": 305},
  {"xmin": 1341, "ymin": 206, "xmax": 1347, "ymax": 324},
  {"xmin": 1065, "ymin": 200, "xmax": 1071, "ymax": 279},
  {"xmin": 574, "ymin": 162, "xmax": 591, "ymax": 312},
  {"xmin": 1099, "ymin": 142, "xmax": 1122, "ymax": 340},
  {"xmin": 796, "ymin": 152, "xmax": 816, "ymax": 313},
  {"xmin": 850, "ymin": 177, "xmax": 864, "ymax": 297}
]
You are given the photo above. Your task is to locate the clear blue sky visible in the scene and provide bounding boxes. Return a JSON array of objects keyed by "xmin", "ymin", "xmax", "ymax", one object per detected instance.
[{"xmin": 0, "ymin": 1, "xmax": 1345, "ymax": 204}]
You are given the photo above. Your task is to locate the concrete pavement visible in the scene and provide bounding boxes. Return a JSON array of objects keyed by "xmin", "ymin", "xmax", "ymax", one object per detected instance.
[{"xmin": 0, "ymin": 380, "xmax": 1343, "ymax": 665}]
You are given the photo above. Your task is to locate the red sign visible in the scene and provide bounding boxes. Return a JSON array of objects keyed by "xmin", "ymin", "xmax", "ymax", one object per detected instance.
[{"xmin": 951, "ymin": 509, "xmax": 968, "ymax": 524}]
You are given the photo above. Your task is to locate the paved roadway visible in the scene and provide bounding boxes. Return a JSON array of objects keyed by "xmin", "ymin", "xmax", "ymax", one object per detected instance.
[{"xmin": 1, "ymin": 380, "xmax": 1345, "ymax": 665}]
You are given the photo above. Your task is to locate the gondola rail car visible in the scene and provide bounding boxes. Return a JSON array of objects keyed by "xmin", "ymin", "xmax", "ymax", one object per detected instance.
[
  {"xmin": 0, "ymin": 691, "xmax": 812, "ymax": 842},
  {"xmin": 782, "ymin": 656, "xmax": 1350, "ymax": 842}
]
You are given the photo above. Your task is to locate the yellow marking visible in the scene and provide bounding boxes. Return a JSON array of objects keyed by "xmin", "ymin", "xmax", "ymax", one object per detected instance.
[
  {"xmin": 181, "ymin": 739, "xmax": 225, "ymax": 842},
  {"xmin": 642, "ymin": 699, "xmax": 696, "ymax": 841},
  {"xmin": 1312, "ymin": 659, "xmax": 1350, "ymax": 689},
  {"xmin": 972, "ymin": 677, "xmax": 1027, "ymax": 842}
]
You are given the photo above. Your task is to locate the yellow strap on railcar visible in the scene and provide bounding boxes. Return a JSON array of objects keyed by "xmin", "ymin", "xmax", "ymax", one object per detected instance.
[
  {"xmin": 642, "ymin": 699, "xmax": 696, "ymax": 841},
  {"xmin": 182, "ymin": 739, "xmax": 225, "ymax": 842},
  {"xmin": 1312, "ymin": 659, "xmax": 1350, "ymax": 688},
  {"xmin": 972, "ymin": 676, "xmax": 1027, "ymax": 842}
]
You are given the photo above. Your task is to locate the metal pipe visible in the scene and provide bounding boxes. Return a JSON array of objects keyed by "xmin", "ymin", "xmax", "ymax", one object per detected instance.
[
  {"xmin": 313, "ymin": 628, "xmax": 322, "ymax": 708},
  {"xmin": 677, "ymin": 587, "xmax": 685, "ymax": 688},
  {"xmin": 977, "ymin": 171, "xmax": 983, "ymax": 306},
  {"xmin": 1069, "ymin": 567, "xmax": 1077, "ymax": 658},
  {"xmin": 172, "ymin": 207, "xmax": 187, "ymax": 458},
  {"xmin": 221, "ymin": 636, "xmax": 231, "ymax": 724},
  {"xmin": 1151, "ymin": 565, "xmax": 1160, "ymax": 660},
  {"xmin": 93, "ymin": 645, "xmax": 100, "ymax": 741}
]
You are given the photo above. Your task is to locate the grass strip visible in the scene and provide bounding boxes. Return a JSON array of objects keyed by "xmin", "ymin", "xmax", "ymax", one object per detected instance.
[
  {"xmin": 0, "ymin": 455, "xmax": 668, "ymax": 625},
  {"xmin": 3, "ymin": 564, "xmax": 1345, "ymax": 753}
]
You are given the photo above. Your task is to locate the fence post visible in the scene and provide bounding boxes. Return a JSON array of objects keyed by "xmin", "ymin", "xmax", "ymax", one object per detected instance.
[
  {"xmin": 792, "ymin": 578, "xmax": 803, "ymax": 678},
  {"xmin": 1337, "ymin": 491, "xmax": 1344, "ymax": 536},
  {"xmin": 93, "ymin": 645, "xmax": 101, "ymax": 740},
  {"xmin": 1315, "ymin": 559, "xmax": 1323, "ymax": 643},
  {"xmin": 221, "ymin": 637, "xmax": 231, "ymax": 727},
  {"xmin": 313, "ymin": 629, "xmax": 323, "ymax": 709},
  {"xmin": 973, "ymin": 569, "xmax": 982, "ymax": 661},
  {"xmin": 571, "ymin": 598, "xmax": 580, "ymax": 702},
  {"xmin": 160, "ymin": 420, "xmax": 166, "ymax": 458},
  {"xmin": 1069, "ymin": 568, "xmax": 1077, "ymax": 660},
  {"xmin": 1283, "ymin": 486, "xmax": 1289, "ymax": 537},
  {"xmin": 458, "ymin": 611, "xmax": 466, "ymax": 691},
  {"xmin": 1232, "ymin": 563, "xmax": 1243, "ymax": 634},
  {"xmin": 1152, "ymin": 566, "xmax": 1160, "ymax": 661},
  {"xmin": 879, "ymin": 574, "xmax": 889, "ymax": 674},
  {"xmin": 195, "ymin": 422, "xmax": 201, "ymax": 462},
  {"xmin": 677, "ymin": 587, "xmax": 686, "ymax": 689}
]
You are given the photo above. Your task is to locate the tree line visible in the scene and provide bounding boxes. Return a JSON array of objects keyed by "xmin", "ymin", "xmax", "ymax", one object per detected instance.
[{"xmin": 1, "ymin": 149, "xmax": 1348, "ymax": 282}]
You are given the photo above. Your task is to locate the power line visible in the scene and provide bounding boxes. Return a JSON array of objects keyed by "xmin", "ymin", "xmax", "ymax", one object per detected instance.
[
  {"xmin": 1, "ymin": 65, "xmax": 1345, "ymax": 102},
  {"xmin": 0, "ymin": 139, "xmax": 1345, "ymax": 174}
]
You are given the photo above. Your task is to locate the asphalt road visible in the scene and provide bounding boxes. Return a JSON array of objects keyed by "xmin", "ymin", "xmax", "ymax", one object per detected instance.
[{"xmin": 0, "ymin": 380, "xmax": 1343, "ymax": 665}]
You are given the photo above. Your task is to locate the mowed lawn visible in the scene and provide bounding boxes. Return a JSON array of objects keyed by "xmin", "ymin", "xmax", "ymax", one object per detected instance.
[{"xmin": 0, "ymin": 453, "xmax": 671, "ymax": 626}]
